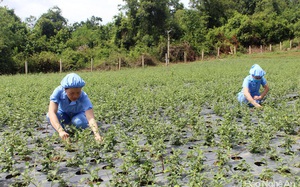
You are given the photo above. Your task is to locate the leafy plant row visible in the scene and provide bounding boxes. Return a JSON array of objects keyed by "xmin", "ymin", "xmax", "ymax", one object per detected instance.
[{"xmin": 0, "ymin": 51, "xmax": 299, "ymax": 186}]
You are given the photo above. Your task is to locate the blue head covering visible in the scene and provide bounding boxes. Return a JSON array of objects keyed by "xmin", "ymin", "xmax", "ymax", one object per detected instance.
[
  {"xmin": 61, "ymin": 73, "xmax": 85, "ymax": 88},
  {"xmin": 249, "ymin": 64, "xmax": 266, "ymax": 77}
]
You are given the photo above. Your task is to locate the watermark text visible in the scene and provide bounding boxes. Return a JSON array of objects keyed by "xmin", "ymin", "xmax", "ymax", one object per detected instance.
[{"xmin": 243, "ymin": 180, "xmax": 297, "ymax": 187}]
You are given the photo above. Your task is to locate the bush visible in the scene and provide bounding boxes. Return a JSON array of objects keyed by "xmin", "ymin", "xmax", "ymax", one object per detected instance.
[
  {"xmin": 27, "ymin": 51, "xmax": 60, "ymax": 73},
  {"xmin": 61, "ymin": 48, "xmax": 88, "ymax": 71}
]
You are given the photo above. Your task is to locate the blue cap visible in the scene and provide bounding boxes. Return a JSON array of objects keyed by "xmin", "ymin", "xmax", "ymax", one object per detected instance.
[
  {"xmin": 61, "ymin": 73, "xmax": 85, "ymax": 88},
  {"xmin": 249, "ymin": 64, "xmax": 266, "ymax": 77}
]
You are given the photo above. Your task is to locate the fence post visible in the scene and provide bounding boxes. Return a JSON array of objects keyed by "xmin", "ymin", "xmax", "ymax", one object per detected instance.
[
  {"xmin": 91, "ymin": 58, "xmax": 93, "ymax": 72},
  {"xmin": 118, "ymin": 57, "xmax": 121, "ymax": 70},
  {"xmin": 290, "ymin": 40, "xmax": 292, "ymax": 49},
  {"xmin": 234, "ymin": 46, "xmax": 236, "ymax": 55},
  {"xmin": 260, "ymin": 45, "xmax": 263, "ymax": 53},
  {"xmin": 269, "ymin": 44, "xmax": 272, "ymax": 51},
  {"xmin": 184, "ymin": 51, "xmax": 187, "ymax": 63},
  {"xmin": 280, "ymin": 42, "xmax": 282, "ymax": 51},
  {"xmin": 165, "ymin": 53, "xmax": 168, "ymax": 66},
  {"xmin": 249, "ymin": 46, "xmax": 252, "ymax": 54},
  {"xmin": 60, "ymin": 59, "xmax": 62, "ymax": 73},
  {"xmin": 25, "ymin": 61, "xmax": 28, "ymax": 74},
  {"xmin": 142, "ymin": 54, "xmax": 144, "ymax": 68},
  {"xmin": 167, "ymin": 30, "xmax": 171, "ymax": 66},
  {"xmin": 201, "ymin": 50, "xmax": 204, "ymax": 61},
  {"xmin": 217, "ymin": 47, "xmax": 220, "ymax": 58}
]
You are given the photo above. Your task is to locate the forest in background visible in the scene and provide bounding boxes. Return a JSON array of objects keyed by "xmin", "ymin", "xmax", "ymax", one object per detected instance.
[{"xmin": 1, "ymin": 0, "xmax": 300, "ymax": 74}]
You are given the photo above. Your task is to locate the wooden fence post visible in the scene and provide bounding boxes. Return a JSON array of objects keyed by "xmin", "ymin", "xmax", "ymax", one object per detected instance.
[
  {"xmin": 217, "ymin": 47, "xmax": 220, "ymax": 58},
  {"xmin": 184, "ymin": 52, "xmax": 187, "ymax": 63},
  {"xmin": 90, "ymin": 58, "xmax": 93, "ymax": 72},
  {"xmin": 249, "ymin": 46, "xmax": 252, "ymax": 54},
  {"xmin": 280, "ymin": 42, "xmax": 282, "ymax": 50},
  {"xmin": 229, "ymin": 46, "xmax": 233, "ymax": 54},
  {"xmin": 269, "ymin": 44, "xmax": 272, "ymax": 51},
  {"xmin": 142, "ymin": 54, "xmax": 144, "ymax": 68},
  {"xmin": 118, "ymin": 57, "xmax": 121, "ymax": 70},
  {"xmin": 201, "ymin": 50, "xmax": 204, "ymax": 61},
  {"xmin": 165, "ymin": 53, "xmax": 168, "ymax": 66},
  {"xmin": 260, "ymin": 45, "xmax": 263, "ymax": 53},
  {"xmin": 25, "ymin": 61, "xmax": 28, "ymax": 74},
  {"xmin": 60, "ymin": 59, "xmax": 62, "ymax": 73}
]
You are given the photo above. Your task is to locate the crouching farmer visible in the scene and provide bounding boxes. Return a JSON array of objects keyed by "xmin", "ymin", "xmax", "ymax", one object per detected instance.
[
  {"xmin": 47, "ymin": 73, "xmax": 103, "ymax": 142},
  {"xmin": 237, "ymin": 64, "xmax": 269, "ymax": 108}
]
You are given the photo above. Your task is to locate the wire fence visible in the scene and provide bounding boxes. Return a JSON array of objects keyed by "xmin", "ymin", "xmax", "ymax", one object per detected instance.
[{"xmin": 24, "ymin": 40, "xmax": 300, "ymax": 74}]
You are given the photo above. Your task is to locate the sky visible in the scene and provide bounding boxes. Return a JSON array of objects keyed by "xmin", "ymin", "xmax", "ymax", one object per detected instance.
[{"xmin": 1, "ymin": 0, "xmax": 190, "ymax": 24}]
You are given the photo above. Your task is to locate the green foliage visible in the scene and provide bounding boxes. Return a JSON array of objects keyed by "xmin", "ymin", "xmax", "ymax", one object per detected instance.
[
  {"xmin": 0, "ymin": 6, "xmax": 27, "ymax": 74},
  {"xmin": 34, "ymin": 6, "xmax": 67, "ymax": 38},
  {"xmin": 234, "ymin": 0, "xmax": 260, "ymax": 15},
  {"xmin": 2, "ymin": 0, "xmax": 300, "ymax": 74},
  {"xmin": 175, "ymin": 9, "xmax": 208, "ymax": 55},
  {"xmin": 61, "ymin": 48, "xmax": 88, "ymax": 70},
  {"xmin": 27, "ymin": 51, "xmax": 60, "ymax": 73},
  {"xmin": 293, "ymin": 20, "xmax": 300, "ymax": 37},
  {"xmin": 67, "ymin": 25, "xmax": 99, "ymax": 50},
  {"xmin": 0, "ymin": 53, "xmax": 300, "ymax": 185}
]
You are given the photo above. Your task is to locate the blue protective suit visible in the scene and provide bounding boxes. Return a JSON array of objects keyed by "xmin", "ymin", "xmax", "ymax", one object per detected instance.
[
  {"xmin": 47, "ymin": 73, "xmax": 92, "ymax": 129},
  {"xmin": 237, "ymin": 64, "xmax": 267, "ymax": 105}
]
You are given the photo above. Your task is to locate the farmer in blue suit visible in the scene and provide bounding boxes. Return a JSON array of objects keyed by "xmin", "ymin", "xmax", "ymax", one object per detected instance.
[
  {"xmin": 47, "ymin": 73, "xmax": 103, "ymax": 142},
  {"xmin": 237, "ymin": 64, "xmax": 269, "ymax": 108}
]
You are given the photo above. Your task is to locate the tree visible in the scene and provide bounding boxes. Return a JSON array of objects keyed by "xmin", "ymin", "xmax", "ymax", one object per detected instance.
[
  {"xmin": 189, "ymin": 0, "xmax": 236, "ymax": 28},
  {"xmin": 116, "ymin": 0, "xmax": 175, "ymax": 48},
  {"xmin": 235, "ymin": 0, "xmax": 260, "ymax": 15},
  {"xmin": 34, "ymin": 6, "xmax": 67, "ymax": 38},
  {"xmin": 205, "ymin": 12, "xmax": 248, "ymax": 53},
  {"xmin": 0, "ymin": 6, "xmax": 28, "ymax": 74},
  {"xmin": 25, "ymin": 6, "xmax": 69, "ymax": 55},
  {"xmin": 25, "ymin": 15, "xmax": 37, "ymax": 29},
  {"xmin": 254, "ymin": 0, "xmax": 290, "ymax": 15},
  {"xmin": 175, "ymin": 9, "xmax": 208, "ymax": 53}
]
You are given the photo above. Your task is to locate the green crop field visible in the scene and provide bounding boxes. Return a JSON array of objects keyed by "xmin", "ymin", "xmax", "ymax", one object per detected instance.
[{"xmin": 0, "ymin": 51, "xmax": 299, "ymax": 186}]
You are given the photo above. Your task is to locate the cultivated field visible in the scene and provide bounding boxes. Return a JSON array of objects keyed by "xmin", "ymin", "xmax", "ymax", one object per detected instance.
[{"xmin": 0, "ymin": 51, "xmax": 300, "ymax": 186}]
